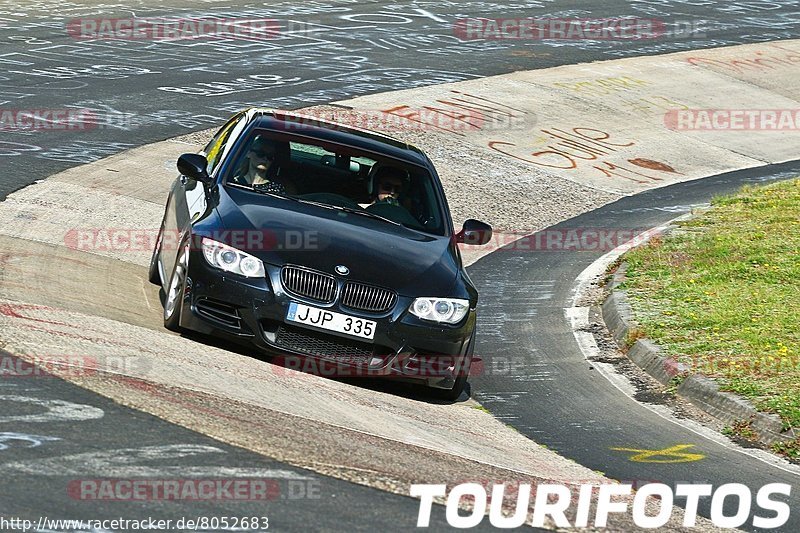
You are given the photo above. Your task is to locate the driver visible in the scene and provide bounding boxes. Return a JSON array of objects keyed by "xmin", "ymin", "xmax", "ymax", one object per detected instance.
[{"xmin": 370, "ymin": 167, "xmax": 408, "ymax": 206}]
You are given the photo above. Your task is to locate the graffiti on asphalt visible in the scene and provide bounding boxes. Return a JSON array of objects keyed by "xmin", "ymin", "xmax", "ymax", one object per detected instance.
[{"xmin": 611, "ymin": 444, "xmax": 706, "ymax": 463}]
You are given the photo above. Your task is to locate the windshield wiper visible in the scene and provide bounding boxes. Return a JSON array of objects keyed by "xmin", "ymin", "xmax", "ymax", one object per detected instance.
[
  {"xmin": 336, "ymin": 205, "xmax": 404, "ymax": 226},
  {"xmin": 290, "ymin": 198, "xmax": 403, "ymax": 227},
  {"xmin": 229, "ymin": 182, "xmax": 287, "ymax": 199},
  {"xmin": 242, "ymin": 189, "xmax": 416, "ymax": 231}
]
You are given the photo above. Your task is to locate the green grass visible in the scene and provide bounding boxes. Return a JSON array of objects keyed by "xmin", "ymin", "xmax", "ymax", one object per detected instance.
[
  {"xmin": 620, "ymin": 178, "xmax": 800, "ymax": 438},
  {"xmin": 772, "ymin": 440, "xmax": 800, "ymax": 460}
]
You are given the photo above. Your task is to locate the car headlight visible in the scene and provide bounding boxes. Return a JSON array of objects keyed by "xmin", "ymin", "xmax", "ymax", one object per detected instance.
[
  {"xmin": 409, "ymin": 298, "xmax": 469, "ymax": 324},
  {"xmin": 201, "ymin": 237, "xmax": 265, "ymax": 278}
]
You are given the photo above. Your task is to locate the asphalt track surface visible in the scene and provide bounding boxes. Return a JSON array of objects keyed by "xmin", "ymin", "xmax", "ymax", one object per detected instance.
[
  {"xmin": 469, "ymin": 161, "xmax": 800, "ymax": 532},
  {"xmin": 2, "ymin": 0, "xmax": 800, "ymax": 530},
  {"xmin": 3, "ymin": 0, "xmax": 800, "ymax": 198},
  {"xmin": 0, "ymin": 350, "xmax": 471, "ymax": 532}
]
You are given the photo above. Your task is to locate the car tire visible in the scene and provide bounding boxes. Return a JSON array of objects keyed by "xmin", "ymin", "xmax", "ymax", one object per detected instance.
[
  {"xmin": 429, "ymin": 333, "xmax": 474, "ymax": 402},
  {"xmin": 163, "ymin": 240, "xmax": 189, "ymax": 332},
  {"xmin": 148, "ymin": 216, "xmax": 166, "ymax": 286}
]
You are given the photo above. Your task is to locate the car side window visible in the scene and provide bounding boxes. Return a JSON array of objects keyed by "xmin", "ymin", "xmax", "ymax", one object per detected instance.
[{"xmin": 204, "ymin": 114, "xmax": 244, "ymax": 176}]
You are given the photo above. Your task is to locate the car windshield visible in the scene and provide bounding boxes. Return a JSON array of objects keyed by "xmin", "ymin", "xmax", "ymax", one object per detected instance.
[{"xmin": 225, "ymin": 129, "xmax": 446, "ymax": 236}]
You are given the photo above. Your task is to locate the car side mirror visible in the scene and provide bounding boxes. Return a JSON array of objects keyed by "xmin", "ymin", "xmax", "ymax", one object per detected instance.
[
  {"xmin": 177, "ymin": 153, "xmax": 212, "ymax": 185},
  {"xmin": 456, "ymin": 219, "xmax": 492, "ymax": 245}
]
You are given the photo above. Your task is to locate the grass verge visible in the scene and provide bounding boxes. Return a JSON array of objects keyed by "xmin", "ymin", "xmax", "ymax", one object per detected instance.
[{"xmin": 619, "ymin": 178, "xmax": 800, "ymax": 455}]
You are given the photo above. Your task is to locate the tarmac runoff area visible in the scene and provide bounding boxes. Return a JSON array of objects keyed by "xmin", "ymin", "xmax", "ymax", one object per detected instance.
[{"xmin": 0, "ymin": 40, "xmax": 798, "ymax": 529}]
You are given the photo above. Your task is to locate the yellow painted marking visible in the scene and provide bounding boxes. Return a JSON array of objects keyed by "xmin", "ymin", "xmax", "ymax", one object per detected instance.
[{"xmin": 611, "ymin": 444, "xmax": 705, "ymax": 463}]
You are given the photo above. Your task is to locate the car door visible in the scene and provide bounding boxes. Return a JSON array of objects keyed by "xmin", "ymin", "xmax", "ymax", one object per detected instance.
[{"xmin": 160, "ymin": 112, "xmax": 245, "ymax": 278}]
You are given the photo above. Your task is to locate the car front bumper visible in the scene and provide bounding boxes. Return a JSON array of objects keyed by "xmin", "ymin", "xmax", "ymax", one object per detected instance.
[{"xmin": 177, "ymin": 250, "xmax": 476, "ymax": 389}]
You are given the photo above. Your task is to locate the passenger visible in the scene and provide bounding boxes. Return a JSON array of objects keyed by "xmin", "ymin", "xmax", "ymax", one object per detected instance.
[{"xmin": 233, "ymin": 135, "xmax": 297, "ymax": 194}]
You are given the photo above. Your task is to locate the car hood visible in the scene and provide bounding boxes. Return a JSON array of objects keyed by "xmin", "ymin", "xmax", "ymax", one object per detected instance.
[{"xmin": 213, "ymin": 187, "xmax": 459, "ymax": 296}]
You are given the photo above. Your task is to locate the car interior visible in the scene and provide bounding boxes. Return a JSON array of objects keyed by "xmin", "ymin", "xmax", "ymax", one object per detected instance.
[{"xmin": 225, "ymin": 131, "xmax": 445, "ymax": 235}]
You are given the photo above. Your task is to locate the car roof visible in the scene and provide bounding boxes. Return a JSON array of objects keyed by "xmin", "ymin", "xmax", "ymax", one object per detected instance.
[{"xmin": 246, "ymin": 108, "xmax": 431, "ymax": 168}]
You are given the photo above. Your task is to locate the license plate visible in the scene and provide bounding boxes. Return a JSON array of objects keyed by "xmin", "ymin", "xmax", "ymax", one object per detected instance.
[{"xmin": 286, "ymin": 302, "xmax": 376, "ymax": 340}]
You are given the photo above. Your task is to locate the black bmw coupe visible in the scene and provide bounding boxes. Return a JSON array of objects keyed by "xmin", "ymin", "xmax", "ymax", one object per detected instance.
[{"xmin": 149, "ymin": 109, "xmax": 492, "ymax": 400}]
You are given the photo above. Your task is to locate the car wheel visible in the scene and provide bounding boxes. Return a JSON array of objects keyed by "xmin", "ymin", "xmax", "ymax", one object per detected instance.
[
  {"xmin": 429, "ymin": 333, "xmax": 474, "ymax": 402},
  {"xmin": 148, "ymin": 216, "xmax": 166, "ymax": 285},
  {"xmin": 163, "ymin": 240, "xmax": 189, "ymax": 332}
]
